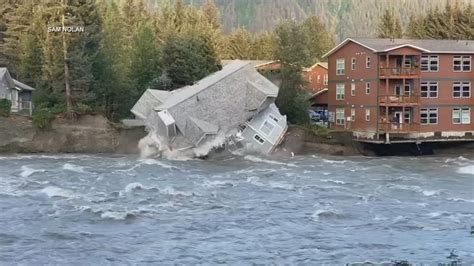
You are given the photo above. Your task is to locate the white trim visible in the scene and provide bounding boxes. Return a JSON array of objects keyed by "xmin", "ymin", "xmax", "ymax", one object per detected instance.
[
  {"xmin": 380, "ymin": 44, "xmax": 429, "ymax": 53},
  {"xmin": 323, "ymin": 38, "xmax": 376, "ymax": 58}
]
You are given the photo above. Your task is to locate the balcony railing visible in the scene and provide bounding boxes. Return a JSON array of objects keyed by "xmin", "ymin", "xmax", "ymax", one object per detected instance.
[
  {"xmin": 11, "ymin": 100, "xmax": 33, "ymax": 116},
  {"xmin": 378, "ymin": 122, "xmax": 420, "ymax": 133},
  {"xmin": 379, "ymin": 67, "xmax": 420, "ymax": 78},
  {"xmin": 379, "ymin": 94, "xmax": 420, "ymax": 105}
]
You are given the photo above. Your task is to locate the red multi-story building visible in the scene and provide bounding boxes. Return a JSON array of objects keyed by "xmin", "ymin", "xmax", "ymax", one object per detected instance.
[
  {"xmin": 302, "ymin": 63, "xmax": 329, "ymax": 108},
  {"xmin": 324, "ymin": 38, "xmax": 474, "ymax": 143}
]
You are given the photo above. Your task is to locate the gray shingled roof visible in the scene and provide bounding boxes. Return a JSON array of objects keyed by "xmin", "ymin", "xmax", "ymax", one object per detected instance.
[
  {"xmin": 155, "ymin": 60, "xmax": 251, "ymax": 110},
  {"xmin": 324, "ymin": 38, "xmax": 474, "ymax": 57}
]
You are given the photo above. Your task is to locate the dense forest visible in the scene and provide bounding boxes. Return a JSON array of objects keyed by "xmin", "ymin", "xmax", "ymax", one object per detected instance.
[
  {"xmin": 0, "ymin": 0, "xmax": 472, "ymax": 126},
  {"xmin": 151, "ymin": 0, "xmax": 474, "ymax": 40}
]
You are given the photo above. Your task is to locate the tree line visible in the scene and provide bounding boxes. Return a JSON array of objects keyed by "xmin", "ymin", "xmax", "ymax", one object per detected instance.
[
  {"xmin": 378, "ymin": 1, "xmax": 473, "ymax": 39},
  {"xmin": 1, "ymin": 0, "xmax": 471, "ymax": 126},
  {"xmin": 0, "ymin": 0, "xmax": 333, "ymax": 123}
]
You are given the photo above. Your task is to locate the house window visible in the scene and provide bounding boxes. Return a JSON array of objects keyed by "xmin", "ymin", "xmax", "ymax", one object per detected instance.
[
  {"xmin": 351, "ymin": 57, "xmax": 356, "ymax": 70},
  {"xmin": 366, "ymin": 56, "xmax": 371, "ymax": 68},
  {"xmin": 351, "ymin": 108, "xmax": 355, "ymax": 122},
  {"xmin": 453, "ymin": 107, "xmax": 470, "ymax": 124},
  {"xmin": 268, "ymin": 114, "xmax": 279, "ymax": 123},
  {"xmin": 260, "ymin": 120, "xmax": 275, "ymax": 136},
  {"xmin": 317, "ymin": 75, "xmax": 321, "ymax": 83},
  {"xmin": 420, "ymin": 108, "xmax": 438, "ymax": 125},
  {"xmin": 254, "ymin": 134, "xmax": 265, "ymax": 144},
  {"xmin": 365, "ymin": 109, "xmax": 370, "ymax": 121},
  {"xmin": 336, "ymin": 108, "xmax": 345, "ymax": 125},
  {"xmin": 420, "ymin": 55, "xmax": 439, "ymax": 72},
  {"xmin": 336, "ymin": 83, "xmax": 345, "ymax": 100},
  {"xmin": 365, "ymin": 82, "xmax": 371, "ymax": 94},
  {"xmin": 323, "ymin": 74, "xmax": 328, "ymax": 85},
  {"xmin": 421, "ymin": 81, "xmax": 438, "ymax": 98},
  {"xmin": 351, "ymin": 82, "xmax": 355, "ymax": 96},
  {"xmin": 404, "ymin": 57, "xmax": 412, "ymax": 68},
  {"xmin": 404, "ymin": 111, "xmax": 411, "ymax": 124},
  {"xmin": 453, "ymin": 81, "xmax": 471, "ymax": 98},
  {"xmin": 453, "ymin": 56, "xmax": 471, "ymax": 72},
  {"xmin": 336, "ymin": 59, "xmax": 345, "ymax": 75}
]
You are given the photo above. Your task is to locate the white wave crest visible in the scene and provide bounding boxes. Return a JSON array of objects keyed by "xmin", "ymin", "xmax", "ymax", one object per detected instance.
[
  {"xmin": 124, "ymin": 182, "xmax": 146, "ymax": 194},
  {"xmin": 100, "ymin": 211, "xmax": 135, "ymax": 220},
  {"xmin": 140, "ymin": 159, "xmax": 177, "ymax": 169},
  {"xmin": 388, "ymin": 184, "xmax": 442, "ymax": 197},
  {"xmin": 20, "ymin": 166, "xmax": 46, "ymax": 178},
  {"xmin": 160, "ymin": 186, "xmax": 193, "ymax": 197},
  {"xmin": 41, "ymin": 186, "xmax": 77, "ymax": 198},
  {"xmin": 322, "ymin": 159, "xmax": 347, "ymax": 164},
  {"xmin": 320, "ymin": 179, "xmax": 346, "ymax": 185},
  {"xmin": 447, "ymin": 197, "xmax": 474, "ymax": 203},
  {"xmin": 63, "ymin": 163, "xmax": 89, "ymax": 174},
  {"xmin": 456, "ymin": 164, "xmax": 474, "ymax": 175},
  {"xmin": 243, "ymin": 155, "xmax": 296, "ymax": 167},
  {"xmin": 268, "ymin": 181, "xmax": 295, "ymax": 190}
]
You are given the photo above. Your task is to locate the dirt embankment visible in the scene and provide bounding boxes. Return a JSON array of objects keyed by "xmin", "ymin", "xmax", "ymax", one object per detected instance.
[
  {"xmin": 275, "ymin": 126, "xmax": 372, "ymax": 156},
  {"xmin": 0, "ymin": 115, "xmax": 146, "ymax": 154}
]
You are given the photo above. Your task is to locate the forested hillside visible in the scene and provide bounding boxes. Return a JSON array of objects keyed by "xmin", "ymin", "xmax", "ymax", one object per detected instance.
[{"xmin": 150, "ymin": 0, "xmax": 473, "ymax": 40}]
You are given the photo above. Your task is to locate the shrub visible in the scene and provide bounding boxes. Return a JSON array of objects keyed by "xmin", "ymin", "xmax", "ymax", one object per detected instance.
[
  {"xmin": 0, "ymin": 99, "xmax": 11, "ymax": 117},
  {"xmin": 32, "ymin": 108, "xmax": 55, "ymax": 129}
]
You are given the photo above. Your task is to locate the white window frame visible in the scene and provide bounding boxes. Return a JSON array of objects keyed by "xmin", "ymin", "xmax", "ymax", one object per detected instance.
[
  {"xmin": 420, "ymin": 108, "xmax": 438, "ymax": 125},
  {"xmin": 453, "ymin": 81, "xmax": 471, "ymax": 98},
  {"xmin": 323, "ymin": 74, "xmax": 328, "ymax": 85},
  {"xmin": 336, "ymin": 108, "xmax": 345, "ymax": 125},
  {"xmin": 317, "ymin": 75, "xmax": 321, "ymax": 83},
  {"xmin": 336, "ymin": 59, "xmax": 345, "ymax": 75},
  {"xmin": 420, "ymin": 55, "xmax": 439, "ymax": 72},
  {"xmin": 365, "ymin": 82, "xmax": 371, "ymax": 94},
  {"xmin": 260, "ymin": 120, "xmax": 275, "ymax": 136},
  {"xmin": 351, "ymin": 82, "xmax": 355, "ymax": 96},
  {"xmin": 453, "ymin": 56, "xmax": 471, "ymax": 72},
  {"xmin": 351, "ymin": 57, "xmax": 356, "ymax": 70},
  {"xmin": 351, "ymin": 108, "xmax": 355, "ymax": 122},
  {"xmin": 452, "ymin": 107, "xmax": 471, "ymax": 124},
  {"xmin": 268, "ymin": 114, "xmax": 279, "ymax": 123},
  {"xmin": 336, "ymin": 83, "xmax": 345, "ymax": 100},
  {"xmin": 366, "ymin": 56, "xmax": 371, "ymax": 68},
  {"xmin": 365, "ymin": 109, "xmax": 370, "ymax": 121},
  {"xmin": 421, "ymin": 81, "xmax": 438, "ymax": 98}
]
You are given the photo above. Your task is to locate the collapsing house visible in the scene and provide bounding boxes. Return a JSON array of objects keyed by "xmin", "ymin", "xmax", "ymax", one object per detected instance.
[{"xmin": 131, "ymin": 60, "xmax": 288, "ymax": 158}]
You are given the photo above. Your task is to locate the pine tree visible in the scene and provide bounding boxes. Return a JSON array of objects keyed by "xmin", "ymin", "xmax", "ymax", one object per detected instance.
[
  {"xmin": 162, "ymin": 32, "xmax": 221, "ymax": 89},
  {"xmin": 303, "ymin": 16, "xmax": 335, "ymax": 62},
  {"xmin": 129, "ymin": 24, "xmax": 162, "ymax": 96},
  {"xmin": 251, "ymin": 31, "xmax": 278, "ymax": 60},
  {"xmin": 3, "ymin": 0, "xmax": 36, "ymax": 76},
  {"xmin": 223, "ymin": 27, "xmax": 253, "ymax": 59},
  {"xmin": 377, "ymin": 8, "xmax": 403, "ymax": 39}
]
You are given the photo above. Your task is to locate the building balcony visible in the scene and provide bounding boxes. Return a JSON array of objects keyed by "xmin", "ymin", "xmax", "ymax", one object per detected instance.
[
  {"xmin": 379, "ymin": 67, "xmax": 420, "ymax": 79},
  {"xmin": 378, "ymin": 122, "xmax": 420, "ymax": 134},
  {"xmin": 378, "ymin": 94, "xmax": 420, "ymax": 106}
]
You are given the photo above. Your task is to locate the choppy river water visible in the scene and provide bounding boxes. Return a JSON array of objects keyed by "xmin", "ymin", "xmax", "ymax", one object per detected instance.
[{"xmin": 0, "ymin": 154, "xmax": 473, "ymax": 264}]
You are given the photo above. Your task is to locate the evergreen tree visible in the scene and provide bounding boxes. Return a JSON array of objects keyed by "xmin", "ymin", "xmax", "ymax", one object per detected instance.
[
  {"xmin": 129, "ymin": 23, "xmax": 162, "ymax": 96},
  {"xmin": 377, "ymin": 8, "xmax": 403, "ymax": 39},
  {"xmin": 274, "ymin": 20, "xmax": 311, "ymax": 125},
  {"xmin": 251, "ymin": 31, "xmax": 278, "ymax": 60},
  {"xmin": 162, "ymin": 31, "xmax": 221, "ymax": 89},
  {"xmin": 303, "ymin": 16, "xmax": 335, "ymax": 62},
  {"xmin": 223, "ymin": 27, "xmax": 253, "ymax": 59}
]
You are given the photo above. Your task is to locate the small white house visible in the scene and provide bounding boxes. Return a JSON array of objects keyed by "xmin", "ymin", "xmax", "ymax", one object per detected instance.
[{"xmin": 0, "ymin": 68, "xmax": 35, "ymax": 115}]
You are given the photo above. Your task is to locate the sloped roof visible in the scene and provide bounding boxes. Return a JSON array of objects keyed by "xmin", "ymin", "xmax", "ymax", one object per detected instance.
[
  {"xmin": 323, "ymin": 38, "xmax": 474, "ymax": 58},
  {"xmin": 221, "ymin": 60, "xmax": 276, "ymax": 68},
  {"xmin": 155, "ymin": 60, "xmax": 251, "ymax": 110},
  {"xmin": 303, "ymin": 62, "xmax": 328, "ymax": 71},
  {"xmin": 0, "ymin": 68, "xmax": 15, "ymax": 89},
  {"xmin": 188, "ymin": 117, "xmax": 218, "ymax": 134},
  {"xmin": 148, "ymin": 89, "xmax": 170, "ymax": 102},
  {"xmin": 13, "ymin": 79, "xmax": 35, "ymax": 91}
]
